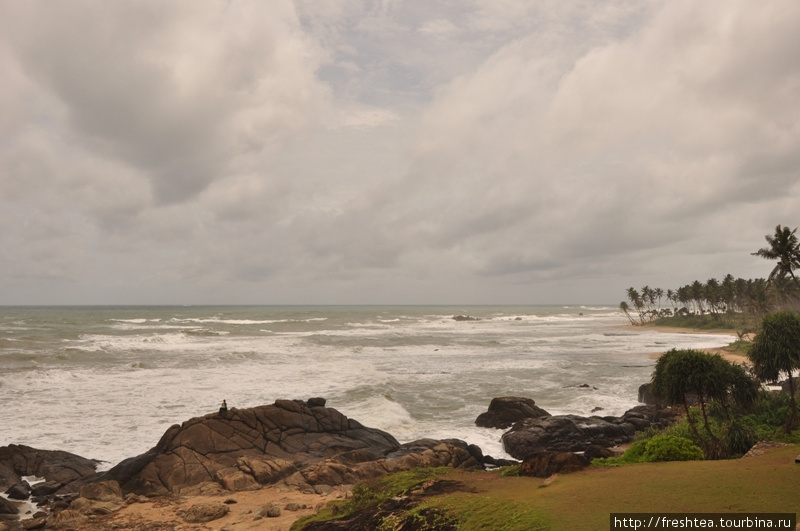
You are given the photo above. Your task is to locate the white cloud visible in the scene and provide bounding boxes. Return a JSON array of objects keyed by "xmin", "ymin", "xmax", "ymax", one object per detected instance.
[
  {"xmin": 2, "ymin": 0, "xmax": 328, "ymax": 202},
  {"xmin": 0, "ymin": 0, "xmax": 798, "ymax": 304}
]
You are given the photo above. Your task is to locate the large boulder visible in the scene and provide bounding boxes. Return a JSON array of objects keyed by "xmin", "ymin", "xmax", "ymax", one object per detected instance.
[
  {"xmin": 502, "ymin": 415, "xmax": 632, "ymax": 458},
  {"xmin": 638, "ymin": 383, "xmax": 664, "ymax": 405},
  {"xmin": 0, "ymin": 445, "xmax": 98, "ymax": 495},
  {"xmin": 502, "ymin": 405, "xmax": 680, "ymax": 460},
  {"xmin": 97, "ymin": 399, "xmax": 483, "ymax": 496},
  {"xmin": 475, "ymin": 397, "xmax": 550, "ymax": 429},
  {"xmin": 518, "ymin": 451, "xmax": 590, "ymax": 478}
]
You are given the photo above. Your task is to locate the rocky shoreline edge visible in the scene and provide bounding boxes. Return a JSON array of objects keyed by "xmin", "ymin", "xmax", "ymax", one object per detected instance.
[{"xmin": 1, "ymin": 390, "xmax": 674, "ymax": 530}]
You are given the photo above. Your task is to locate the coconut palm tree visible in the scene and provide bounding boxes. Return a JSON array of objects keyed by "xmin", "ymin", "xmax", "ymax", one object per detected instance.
[
  {"xmin": 619, "ymin": 301, "xmax": 637, "ymax": 325},
  {"xmin": 752, "ymin": 225, "xmax": 800, "ymax": 292}
]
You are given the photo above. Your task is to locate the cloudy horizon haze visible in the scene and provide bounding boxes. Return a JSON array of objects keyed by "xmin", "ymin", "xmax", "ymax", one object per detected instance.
[{"xmin": 1, "ymin": 0, "xmax": 799, "ymax": 306}]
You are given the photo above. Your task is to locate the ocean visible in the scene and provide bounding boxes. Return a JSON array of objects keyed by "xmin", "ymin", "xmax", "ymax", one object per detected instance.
[{"xmin": 0, "ymin": 305, "xmax": 733, "ymax": 468}]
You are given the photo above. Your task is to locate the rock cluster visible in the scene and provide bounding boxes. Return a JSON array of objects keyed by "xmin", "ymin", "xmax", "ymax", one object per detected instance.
[
  {"xmin": 98, "ymin": 398, "xmax": 484, "ymax": 497},
  {"xmin": 474, "ymin": 397, "xmax": 550, "ymax": 429},
  {"xmin": 474, "ymin": 396, "xmax": 681, "ymax": 461},
  {"xmin": 0, "ymin": 444, "xmax": 99, "ymax": 497}
]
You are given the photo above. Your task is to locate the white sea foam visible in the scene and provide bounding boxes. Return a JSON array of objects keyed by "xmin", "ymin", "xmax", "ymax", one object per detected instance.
[{"xmin": 0, "ymin": 305, "xmax": 737, "ymax": 467}]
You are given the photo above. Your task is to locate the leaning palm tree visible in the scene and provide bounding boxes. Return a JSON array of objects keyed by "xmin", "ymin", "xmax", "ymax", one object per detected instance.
[
  {"xmin": 748, "ymin": 311, "xmax": 800, "ymax": 433},
  {"xmin": 752, "ymin": 225, "xmax": 800, "ymax": 292},
  {"xmin": 619, "ymin": 301, "xmax": 637, "ymax": 325}
]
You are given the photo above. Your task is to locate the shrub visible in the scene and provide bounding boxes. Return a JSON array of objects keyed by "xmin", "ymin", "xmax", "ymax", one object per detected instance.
[
  {"xmin": 723, "ymin": 420, "xmax": 758, "ymax": 456},
  {"xmin": 642, "ymin": 435, "xmax": 704, "ymax": 462}
]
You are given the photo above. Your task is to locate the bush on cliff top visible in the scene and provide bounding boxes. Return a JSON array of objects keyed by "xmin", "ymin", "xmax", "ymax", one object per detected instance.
[{"xmin": 594, "ymin": 435, "xmax": 703, "ymax": 467}]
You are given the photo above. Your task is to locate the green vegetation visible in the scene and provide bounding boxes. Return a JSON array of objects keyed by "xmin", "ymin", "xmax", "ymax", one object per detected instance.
[
  {"xmin": 594, "ymin": 435, "xmax": 703, "ymax": 466},
  {"xmin": 429, "ymin": 495, "xmax": 550, "ymax": 531},
  {"xmin": 291, "ymin": 467, "xmax": 453, "ymax": 529},
  {"xmin": 296, "ymin": 446, "xmax": 800, "ymax": 531},
  {"xmin": 651, "ymin": 349, "xmax": 758, "ymax": 459},
  {"xmin": 748, "ymin": 311, "xmax": 800, "ymax": 432}
]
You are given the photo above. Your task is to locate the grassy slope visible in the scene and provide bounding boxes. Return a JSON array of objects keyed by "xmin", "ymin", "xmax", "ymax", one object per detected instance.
[{"xmin": 422, "ymin": 445, "xmax": 800, "ymax": 530}]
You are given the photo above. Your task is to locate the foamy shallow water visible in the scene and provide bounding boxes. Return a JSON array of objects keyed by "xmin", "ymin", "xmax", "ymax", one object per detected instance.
[{"xmin": 0, "ymin": 306, "xmax": 733, "ymax": 468}]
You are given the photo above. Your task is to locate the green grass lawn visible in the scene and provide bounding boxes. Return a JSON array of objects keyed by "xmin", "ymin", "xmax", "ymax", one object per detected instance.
[
  {"xmin": 298, "ymin": 445, "xmax": 800, "ymax": 530},
  {"xmin": 437, "ymin": 445, "xmax": 800, "ymax": 530}
]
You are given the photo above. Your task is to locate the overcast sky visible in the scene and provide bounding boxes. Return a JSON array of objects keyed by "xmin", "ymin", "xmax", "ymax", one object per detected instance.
[{"xmin": 1, "ymin": 0, "xmax": 799, "ymax": 305}]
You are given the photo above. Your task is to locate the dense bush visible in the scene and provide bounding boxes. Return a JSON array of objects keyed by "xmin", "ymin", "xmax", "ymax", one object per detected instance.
[
  {"xmin": 642, "ymin": 435, "xmax": 704, "ymax": 462},
  {"xmin": 723, "ymin": 420, "xmax": 758, "ymax": 456},
  {"xmin": 593, "ymin": 435, "xmax": 702, "ymax": 466}
]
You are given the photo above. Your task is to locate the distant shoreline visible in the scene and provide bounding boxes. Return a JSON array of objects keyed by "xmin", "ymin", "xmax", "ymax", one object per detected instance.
[{"xmin": 623, "ymin": 323, "xmax": 749, "ymax": 364}]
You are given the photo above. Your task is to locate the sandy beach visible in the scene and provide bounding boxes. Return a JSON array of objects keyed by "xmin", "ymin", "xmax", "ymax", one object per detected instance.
[
  {"xmin": 72, "ymin": 486, "xmax": 345, "ymax": 531},
  {"xmin": 631, "ymin": 323, "xmax": 750, "ymax": 365}
]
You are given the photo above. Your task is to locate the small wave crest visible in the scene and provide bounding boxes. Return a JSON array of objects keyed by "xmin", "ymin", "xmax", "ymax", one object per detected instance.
[{"xmin": 339, "ymin": 394, "xmax": 416, "ymax": 437}]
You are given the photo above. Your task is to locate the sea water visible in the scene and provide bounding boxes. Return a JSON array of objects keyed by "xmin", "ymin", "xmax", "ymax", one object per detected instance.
[{"xmin": 0, "ymin": 305, "xmax": 733, "ymax": 468}]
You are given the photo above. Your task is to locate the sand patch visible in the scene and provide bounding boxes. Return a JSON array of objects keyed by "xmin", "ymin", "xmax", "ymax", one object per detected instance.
[{"xmin": 81, "ymin": 486, "xmax": 346, "ymax": 531}]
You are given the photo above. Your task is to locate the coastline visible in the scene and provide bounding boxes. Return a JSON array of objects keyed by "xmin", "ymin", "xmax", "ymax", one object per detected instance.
[{"xmin": 627, "ymin": 323, "xmax": 750, "ymax": 365}]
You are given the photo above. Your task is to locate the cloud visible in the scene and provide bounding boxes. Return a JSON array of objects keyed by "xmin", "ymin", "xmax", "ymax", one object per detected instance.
[
  {"xmin": 2, "ymin": 0, "xmax": 328, "ymax": 202},
  {"xmin": 393, "ymin": 0, "xmax": 800, "ymax": 288},
  {"xmin": 0, "ymin": 0, "xmax": 798, "ymax": 304}
]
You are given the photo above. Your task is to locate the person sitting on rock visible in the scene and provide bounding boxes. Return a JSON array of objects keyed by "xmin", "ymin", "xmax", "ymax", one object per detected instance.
[{"xmin": 219, "ymin": 400, "xmax": 228, "ymax": 414}]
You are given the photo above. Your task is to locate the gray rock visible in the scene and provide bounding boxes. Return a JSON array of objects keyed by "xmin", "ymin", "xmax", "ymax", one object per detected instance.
[
  {"xmin": 502, "ymin": 405, "xmax": 681, "ymax": 460},
  {"xmin": 475, "ymin": 397, "xmax": 551, "ymax": 430}
]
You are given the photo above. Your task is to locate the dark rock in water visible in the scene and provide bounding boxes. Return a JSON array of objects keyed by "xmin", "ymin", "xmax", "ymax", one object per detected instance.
[
  {"xmin": 0, "ymin": 496, "xmax": 18, "ymax": 515},
  {"xmin": 638, "ymin": 382, "xmax": 666, "ymax": 405},
  {"xmin": 518, "ymin": 451, "xmax": 590, "ymax": 478},
  {"xmin": 591, "ymin": 407, "xmax": 604, "ymax": 413},
  {"xmin": 475, "ymin": 397, "xmax": 551, "ymax": 430},
  {"xmin": 501, "ymin": 405, "xmax": 681, "ymax": 460},
  {"xmin": 502, "ymin": 415, "xmax": 631, "ymax": 459},
  {"xmin": 0, "ymin": 445, "xmax": 98, "ymax": 495},
  {"xmin": 97, "ymin": 399, "xmax": 484, "ymax": 497},
  {"xmin": 514, "ymin": 317, "xmax": 523, "ymax": 321},
  {"xmin": 4, "ymin": 483, "xmax": 29, "ymax": 501},
  {"xmin": 30, "ymin": 481, "xmax": 63, "ymax": 497},
  {"xmin": 639, "ymin": 382, "xmax": 700, "ymax": 407},
  {"xmin": 453, "ymin": 315, "xmax": 480, "ymax": 321}
]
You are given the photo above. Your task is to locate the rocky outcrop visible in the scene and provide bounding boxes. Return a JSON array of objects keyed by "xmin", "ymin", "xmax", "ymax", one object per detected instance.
[
  {"xmin": 518, "ymin": 451, "xmax": 590, "ymax": 478},
  {"xmin": 501, "ymin": 404, "xmax": 681, "ymax": 460},
  {"xmin": 475, "ymin": 397, "xmax": 550, "ymax": 429},
  {"xmin": 98, "ymin": 399, "xmax": 484, "ymax": 496},
  {"xmin": 0, "ymin": 445, "xmax": 99, "ymax": 496},
  {"xmin": 66, "ymin": 480, "xmax": 126, "ymax": 516}
]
